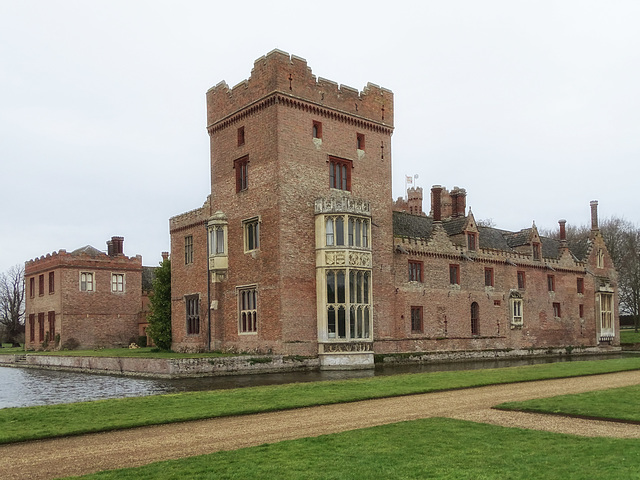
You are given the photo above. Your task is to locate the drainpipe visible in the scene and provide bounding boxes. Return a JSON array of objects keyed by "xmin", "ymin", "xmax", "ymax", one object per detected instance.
[{"xmin": 205, "ymin": 221, "xmax": 211, "ymax": 352}]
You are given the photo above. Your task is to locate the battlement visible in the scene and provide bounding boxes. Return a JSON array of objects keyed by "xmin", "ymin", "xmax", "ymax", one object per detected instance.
[
  {"xmin": 206, "ymin": 49, "xmax": 393, "ymax": 130},
  {"xmin": 25, "ymin": 247, "xmax": 142, "ymax": 275},
  {"xmin": 169, "ymin": 196, "xmax": 211, "ymax": 233}
]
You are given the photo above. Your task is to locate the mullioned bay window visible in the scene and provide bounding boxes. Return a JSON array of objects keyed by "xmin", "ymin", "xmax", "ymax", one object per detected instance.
[
  {"xmin": 207, "ymin": 212, "xmax": 228, "ymax": 271},
  {"xmin": 326, "ymin": 269, "xmax": 370, "ymax": 339},
  {"xmin": 315, "ymin": 195, "xmax": 373, "ymax": 344}
]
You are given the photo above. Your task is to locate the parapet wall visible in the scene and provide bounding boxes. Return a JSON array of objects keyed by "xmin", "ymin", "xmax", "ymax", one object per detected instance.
[
  {"xmin": 25, "ymin": 249, "xmax": 142, "ymax": 276},
  {"xmin": 206, "ymin": 49, "xmax": 393, "ymax": 129}
]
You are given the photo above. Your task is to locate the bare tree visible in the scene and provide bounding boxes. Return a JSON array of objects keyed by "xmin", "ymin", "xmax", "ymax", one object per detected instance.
[
  {"xmin": 618, "ymin": 228, "xmax": 640, "ymax": 332},
  {"xmin": 0, "ymin": 265, "xmax": 25, "ymax": 347}
]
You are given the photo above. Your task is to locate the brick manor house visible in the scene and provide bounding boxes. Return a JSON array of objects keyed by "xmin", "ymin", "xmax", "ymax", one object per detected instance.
[{"xmin": 170, "ymin": 49, "xmax": 619, "ymax": 368}]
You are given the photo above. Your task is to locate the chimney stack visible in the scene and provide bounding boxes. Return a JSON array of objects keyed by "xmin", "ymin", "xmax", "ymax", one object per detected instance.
[
  {"xmin": 108, "ymin": 236, "xmax": 124, "ymax": 256},
  {"xmin": 558, "ymin": 219, "xmax": 567, "ymax": 241},
  {"xmin": 590, "ymin": 201, "xmax": 599, "ymax": 230},
  {"xmin": 161, "ymin": 251, "xmax": 169, "ymax": 261},
  {"xmin": 456, "ymin": 188, "xmax": 467, "ymax": 217},
  {"xmin": 431, "ymin": 185, "xmax": 443, "ymax": 222}
]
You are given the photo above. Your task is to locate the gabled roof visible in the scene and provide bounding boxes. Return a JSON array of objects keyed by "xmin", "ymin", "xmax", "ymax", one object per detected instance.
[{"xmin": 393, "ymin": 212, "xmax": 576, "ymax": 261}]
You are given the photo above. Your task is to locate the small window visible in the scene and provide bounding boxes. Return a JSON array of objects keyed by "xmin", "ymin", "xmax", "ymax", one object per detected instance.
[
  {"xmin": 185, "ymin": 236, "xmax": 194, "ymax": 265},
  {"xmin": 411, "ymin": 306, "xmax": 423, "ymax": 333},
  {"xmin": 577, "ymin": 277, "xmax": 584, "ymax": 294},
  {"xmin": 38, "ymin": 274, "xmax": 44, "ymax": 296},
  {"xmin": 237, "ymin": 126, "xmax": 245, "ymax": 146},
  {"xmin": 517, "ymin": 271, "xmax": 526, "ymax": 290},
  {"xmin": 244, "ymin": 217, "xmax": 260, "ymax": 252},
  {"xmin": 29, "ymin": 314, "xmax": 35, "ymax": 342},
  {"xmin": 48, "ymin": 272, "xmax": 55, "ymax": 294},
  {"xmin": 356, "ymin": 133, "xmax": 365, "ymax": 150},
  {"xmin": 467, "ymin": 233, "xmax": 477, "ymax": 251},
  {"xmin": 511, "ymin": 298, "xmax": 523, "ymax": 326},
  {"xmin": 38, "ymin": 312, "xmax": 45, "ymax": 342},
  {"xmin": 48, "ymin": 311, "xmax": 55, "ymax": 340},
  {"xmin": 409, "ymin": 260, "xmax": 423, "ymax": 282},
  {"xmin": 533, "ymin": 243, "xmax": 541, "ymax": 261},
  {"xmin": 471, "ymin": 302, "xmax": 480, "ymax": 335},
  {"xmin": 29, "ymin": 277, "xmax": 35, "ymax": 298},
  {"xmin": 597, "ymin": 249, "xmax": 605, "ymax": 268},
  {"xmin": 312, "ymin": 121, "xmax": 322, "ymax": 139},
  {"xmin": 449, "ymin": 264, "xmax": 460, "ymax": 285},
  {"xmin": 80, "ymin": 272, "xmax": 94, "ymax": 292},
  {"xmin": 484, "ymin": 268, "xmax": 494, "ymax": 287},
  {"xmin": 494, "ymin": 300, "xmax": 501, "ymax": 306},
  {"xmin": 348, "ymin": 217, "xmax": 369, "ymax": 248},
  {"xmin": 553, "ymin": 302, "xmax": 561, "ymax": 318},
  {"xmin": 238, "ymin": 286, "xmax": 258, "ymax": 334},
  {"xmin": 186, "ymin": 295, "xmax": 200, "ymax": 335},
  {"xmin": 111, "ymin": 273, "xmax": 125, "ymax": 293},
  {"xmin": 579, "ymin": 304, "xmax": 584, "ymax": 318},
  {"xmin": 547, "ymin": 275, "xmax": 555, "ymax": 292},
  {"xmin": 329, "ymin": 156, "xmax": 352, "ymax": 191},
  {"xmin": 235, "ymin": 156, "xmax": 249, "ymax": 192},
  {"xmin": 326, "ymin": 216, "xmax": 344, "ymax": 247}
]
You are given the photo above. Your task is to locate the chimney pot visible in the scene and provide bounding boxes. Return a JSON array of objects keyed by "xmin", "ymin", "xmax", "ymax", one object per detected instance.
[{"xmin": 161, "ymin": 252, "xmax": 169, "ymax": 261}]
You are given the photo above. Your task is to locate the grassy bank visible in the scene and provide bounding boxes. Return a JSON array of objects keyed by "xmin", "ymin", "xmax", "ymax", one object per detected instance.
[
  {"xmin": 620, "ymin": 329, "xmax": 640, "ymax": 343},
  {"xmin": 496, "ymin": 383, "xmax": 640, "ymax": 422},
  {"xmin": 77, "ymin": 417, "xmax": 640, "ymax": 479},
  {"xmin": 2, "ymin": 357, "xmax": 640, "ymax": 445}
]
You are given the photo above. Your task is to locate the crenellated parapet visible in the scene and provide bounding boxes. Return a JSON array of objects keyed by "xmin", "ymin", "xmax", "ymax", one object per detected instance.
[
  {"xmin": 25, "ymin": 248, "xmax": 142, "ymax": 276},
  {"xmin": 207, "ymin": 49, "xmax": 393, "ymax": 134},
  {"xmin": 169, "ymin": 196, "xmax": 211, "ymax": 234}
]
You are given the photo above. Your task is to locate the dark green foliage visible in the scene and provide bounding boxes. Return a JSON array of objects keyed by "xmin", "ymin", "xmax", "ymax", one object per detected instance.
[{"xmin": 147, "ymin": 259, "xmax": 171, "ymax": 350}]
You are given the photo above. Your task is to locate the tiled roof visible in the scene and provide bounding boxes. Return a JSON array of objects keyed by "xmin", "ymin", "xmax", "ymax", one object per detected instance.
[
  {"xmin": 70, "ymin": 245, "xmax": 104, "ymax": 257},
  {"xmin": 393, "ymin": 212, "xmax": 579, "ymax": 261},
  {"xmin": 393, "ymin": 211, "xmax": 434, "ymax": 238},
  {"xmin": 142, "ymin": 266, "xmax": 157, "ymax": 292}
]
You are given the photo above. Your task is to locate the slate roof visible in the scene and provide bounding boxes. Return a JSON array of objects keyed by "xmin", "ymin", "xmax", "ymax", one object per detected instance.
[
  {"xmin": 142, "ymin": 266, "xmax": 157, "ymax": 292},
  {"xmin": 70, "ymin": 245, "xmax": 104, "ymax": 257},
  {"xmin": 393, "ymin": 211, "xmax": 575, "ymax": 261}
]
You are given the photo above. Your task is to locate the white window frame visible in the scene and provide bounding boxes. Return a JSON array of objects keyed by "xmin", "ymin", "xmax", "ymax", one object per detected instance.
[
  {"xmin": 80, "ymin": 272, "xmax": 94, "ymax": 292},
  {"xmin": 238, "ymin": 285, "xmax": 258, "ymax": 334},
  {"xmin": 111, "ymin": 273, "xmax": 125, "ymax": 293},
  {"xmin": 510, "ymin": 291, "xmax": 523, "ymax": 327}
]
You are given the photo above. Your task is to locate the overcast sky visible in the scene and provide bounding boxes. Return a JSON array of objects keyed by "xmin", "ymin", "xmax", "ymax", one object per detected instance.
[{"xmin": 1, "ymin": 1, "xmax": 639, "ymax": 274}]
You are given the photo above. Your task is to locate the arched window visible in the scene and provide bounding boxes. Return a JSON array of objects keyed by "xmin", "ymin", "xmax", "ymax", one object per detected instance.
[{"xmin": 471, "ymin": 302, "xmax": 480, "ymax": 336}]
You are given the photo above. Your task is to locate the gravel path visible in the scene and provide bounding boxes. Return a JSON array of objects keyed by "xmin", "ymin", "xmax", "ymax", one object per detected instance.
[{"xmin": 3, "ymin": 370, "xmax": 640, "ymax": 480}]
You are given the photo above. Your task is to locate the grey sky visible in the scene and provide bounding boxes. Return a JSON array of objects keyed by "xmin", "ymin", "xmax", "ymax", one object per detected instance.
[{"xmin": 1, "ymin": 1, "xmax": 639, "ymax": 273}]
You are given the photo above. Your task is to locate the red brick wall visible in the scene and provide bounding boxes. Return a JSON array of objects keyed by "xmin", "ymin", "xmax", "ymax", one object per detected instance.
[{"xmin": 25, "ymin": 249, "xmax": 143, "ymax": 349}]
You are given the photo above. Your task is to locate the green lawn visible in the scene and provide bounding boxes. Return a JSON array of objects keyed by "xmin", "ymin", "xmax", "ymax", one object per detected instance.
[
  {"xmin": 496, "ymin": 383, "xmax": 640, "ymax": 422},
  {"xmin": 620, "ymin": 329, "xmax": 640, "ymax": 343},
  {"xmin": 75, "ymin": 417, "xmax": 640, "ymax": 479},
  {"xmin": 2, "ymin": 357, "xmax": 640, "ymax": 445}
]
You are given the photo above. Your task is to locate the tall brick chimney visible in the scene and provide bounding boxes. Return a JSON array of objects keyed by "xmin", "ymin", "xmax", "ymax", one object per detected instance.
[
  {"xmin": 590, "ymin": 201, "xmax": 599, "ymax": 230},
  {"xmin": 455, "ymin": 188, "xmax": 466, "ymax": 217},
  {"xmin": 431, "ymin": 185, "xmax": 443, "ymax": 222},
  {"xmin": 161, "ymin": 251, "xmax": 169, "ymax": 261},
  {"xmin": 108, "ymin": 236, "xmax": 124, "ymax": 256},
  {"xmin": 558, "ymin": 219, "xmax": 567, "ymax": 243}
]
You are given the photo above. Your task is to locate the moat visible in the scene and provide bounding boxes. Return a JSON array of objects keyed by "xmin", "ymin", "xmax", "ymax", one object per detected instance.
[{"xmin": 0, "ymin": 353, "xmax": 632, "ymax": 409}]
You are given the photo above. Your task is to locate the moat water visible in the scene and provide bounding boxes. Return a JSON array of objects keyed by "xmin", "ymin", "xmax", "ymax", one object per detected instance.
[{"xmin": 0, "ymin": 353, "xmax": 633, "ymax": 409}]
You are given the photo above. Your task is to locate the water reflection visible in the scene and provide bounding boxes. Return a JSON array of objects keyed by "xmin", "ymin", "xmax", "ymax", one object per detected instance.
[{"xmin": 0, "ymin": 353, "xmax": 632, "ymax": 409}]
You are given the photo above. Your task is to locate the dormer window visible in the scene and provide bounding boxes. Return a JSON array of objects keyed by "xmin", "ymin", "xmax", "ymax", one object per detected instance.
[
  {"xmin": 533, "ymin": 243, "xmax": 541, "ymax": 261},
  {"xmin": 467, "ymin": 233, "xmax": 477, "ymax": 251}
]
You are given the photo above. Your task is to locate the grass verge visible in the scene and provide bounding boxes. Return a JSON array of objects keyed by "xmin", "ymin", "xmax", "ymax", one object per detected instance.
[
  {"xmin": 496, "ymin": 383, "xmax": 640, "ymax": 423},
  {"xmin": 75, "ymin": 417, "xmax": 640, "ymax": 479},
  {"xmin": 620, "ymin": 329, "xmax": 640, "ymax": 344},
  {"xmin": 2, "ymin": 357, "xmax": 640, "ymax": 445}
]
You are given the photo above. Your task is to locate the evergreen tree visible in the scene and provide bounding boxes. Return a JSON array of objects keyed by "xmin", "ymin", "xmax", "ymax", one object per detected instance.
[{"xmin": 147, "ymin": 258, "xmax": 172, "ymax": 350}]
